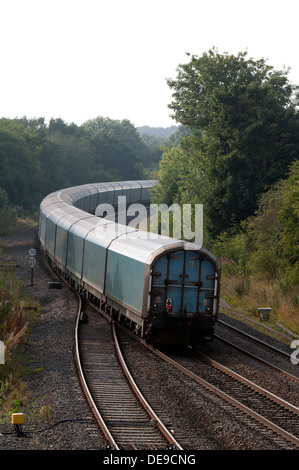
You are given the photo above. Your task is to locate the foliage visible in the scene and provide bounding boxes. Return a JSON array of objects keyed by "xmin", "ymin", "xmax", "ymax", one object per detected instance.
[
  {"xmin": 0, "ymin": 260, "xmax": 40, "ymax": 420},
  {"xmin": 278, "ymin": 159, "xmax": 299, "ymax": 263},
  {"xmin": 0, "ymin": 119, "xmax": 42, "ymax": 210},
  {"xmin": 0, "ymin": 116, "xmax": 164, "ymax": 212},
  {"xmin": 0, "ymin": 188, "xmax": 9, "ymax": 208},
  {"xmin": 211, "ymin": 160, "xmax": 298, "ymax": 334},
  {"xmin": 210, "ymin": 226, "xmax": 250, "ymax": 275},
  {"xmin": 137, "ymin": 125, "xmax": 178, "ymax": 139},
  {"xmin": 151, "ymin": 142, "xmax": 187, "ymax": 206},
  {"xmin": 154, "ymin": 48, "xmax": 299, "ymax": 237},
  {"xmin": 221, "ymin": 274, "xmax": 299, "ymax": 335},
  {"xmin": 83, "ymin": 117, "xmax": 162, "ymax": 171},
  {"xmin": 245, "ymin": 160, "xmax": 298, "ymax": 280},
  {"xmin": 211, "ymin": 160, "xmax": 298, "ymax": 279},
  {"xmin": 137, "ymin": 125, "xmax": 180, "ymax": 149}
]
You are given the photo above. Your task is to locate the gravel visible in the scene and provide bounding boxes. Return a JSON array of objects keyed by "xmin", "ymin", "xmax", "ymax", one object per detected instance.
[
  {"xmin": 0, "ymin": 228, "xmax": 106, "ymax": 450},
  {"xmin": 117, "ymin": 327, "xmax": 292, "ymax": 451},
  {"xmin": 1, "ymin": 227, "xmax": 297, "ymax": 451}
]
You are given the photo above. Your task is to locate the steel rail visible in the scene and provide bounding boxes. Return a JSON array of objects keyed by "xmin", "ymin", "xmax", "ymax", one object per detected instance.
[
  {"xmin": 74, "ymin": 297, "xmax": 119, "ymax": 450},
  {"xmin": 214, "ymin": 333, "xmax": 299, "ymax": 384},
  {"xmin": 145, "ymin": 343, "xmax": 299, "ymax": 448},
  {"xmin": 112, "ymin": 321, "xmax": 183, "ymax": 450},
  {"xmin": 217, "ymin": 319, "xmax": 292, "ymax": 360},
  {"xmin": 196, "ymin": 350, "xmax": 299, "ymax": 416},
  {"xmin": 75, "ymin": 301, "xmax": 183, "ymax": 450}
]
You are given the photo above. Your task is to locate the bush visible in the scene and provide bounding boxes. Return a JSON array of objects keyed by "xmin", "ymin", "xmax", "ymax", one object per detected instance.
[
  {"xmin": 211, "ymin": 227, "xmax": 250, "ymax": 274},
  {"xmin": 0, "ymin": 263, "xmax": 40, "ymax": 421},
  {"xmin": 247, "ymin": 247, "xmax": 286, "ymax": 279}
]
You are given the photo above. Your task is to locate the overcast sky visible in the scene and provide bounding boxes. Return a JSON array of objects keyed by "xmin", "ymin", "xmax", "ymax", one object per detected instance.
[{"xmin": 0, "ymin": 0, "xmax": 298, "ymax": 128}]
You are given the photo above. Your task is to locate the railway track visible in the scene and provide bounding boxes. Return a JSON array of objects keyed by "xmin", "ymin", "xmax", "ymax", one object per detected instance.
[
  {"xmin": 195, "ymin": 350, "xmax": 299, "ymax": 445},
  {"xmin": 74, "ymin": 292, "xmax": 298, "ymax": 449},
  {"xmin": 74, "ymin": 299, "xmax": 183, "ymax": 450},
  {"xmin": 147, "ymin": 345, "xmax": 299, "ymax": 449},
  {"xmin": 217, "ymin": 318, "xmax": 295, "ymax": 361},
  {"xmin": 114, "ymin": 323, "xmax": 299, "ymax": 449},
  {"xmin": 214, "ymin": 322, "xmax": 299, "ymax": 385}
]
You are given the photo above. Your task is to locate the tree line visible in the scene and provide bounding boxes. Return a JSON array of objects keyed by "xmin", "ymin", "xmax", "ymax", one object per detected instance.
[
  {"xmin": 152, "ymin": 48, "xmax": 298, "ymax": 295},
  {"xmin": 0, "ymin": 116, "xmax": 162, "ymax": 214}
]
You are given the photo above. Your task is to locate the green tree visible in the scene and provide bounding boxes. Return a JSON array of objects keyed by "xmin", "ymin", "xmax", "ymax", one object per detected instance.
[
  {"xmin": 0, "ymin": 187, "xmax": 9, "ymax": 208},
  {"xmin": 277, "ymin": 159, "xmax": 299, "ymax": 264},
  {"xmin": 0, "ymin": 119, "xmax": 42, "ymax": 209},
  {"xmin": 161, "ymin": 48, "xmax": 299, "ymax": 236},
  {"xmin": 211, "ymin": 159, "xmax": 299, "ymax": 281},
  {"xmin": 151, "ymin": 144, "xmax": 185, "ymax": 206},
  {"xmin": 83, "ymin": 117, "xmax": 160, "ymax": 172}
]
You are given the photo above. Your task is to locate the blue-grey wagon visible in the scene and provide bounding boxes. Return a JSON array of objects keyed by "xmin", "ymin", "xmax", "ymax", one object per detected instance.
[{"xmin": 38, "ymin": 180, "xmax": 221, "ymax": 347}]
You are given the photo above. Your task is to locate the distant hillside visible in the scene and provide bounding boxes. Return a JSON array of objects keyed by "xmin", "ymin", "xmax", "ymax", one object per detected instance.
[{"xmin": 137, "ymin": 125, "xmax": 178, "ymax": 139}]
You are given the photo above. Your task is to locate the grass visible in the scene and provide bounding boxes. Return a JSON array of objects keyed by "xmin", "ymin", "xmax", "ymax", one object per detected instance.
[
  {"xmin": 0, "ymin": 269, "xmax": 41, "ymax": 423},
  {"xmin": 0, "ymin": 216, "xmax": 40, "ymax": 424},
  {"xmin": 220, "ymin": 273, "xmax": 299, "ymax": 338},
  {"xmin": 0, "ymin": 206, "xmax": 38, "ymax": 236}
]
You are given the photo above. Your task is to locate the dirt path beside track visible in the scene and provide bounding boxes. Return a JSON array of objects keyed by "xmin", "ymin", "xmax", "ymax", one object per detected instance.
[{"xmin": 0, "ymin": 228, "xmax": 105, "ymax": 450}]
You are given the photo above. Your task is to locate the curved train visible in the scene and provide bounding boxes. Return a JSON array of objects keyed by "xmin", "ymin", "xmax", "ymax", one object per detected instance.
[{"xmin": 38, "ymin": 180, "xmax": 221, "ymax": 347}]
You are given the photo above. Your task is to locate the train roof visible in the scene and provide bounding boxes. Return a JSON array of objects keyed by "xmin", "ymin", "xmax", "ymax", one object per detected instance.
[{"xmin": 39, "ymin": 180, "xmax": 220, "ymax": 270}]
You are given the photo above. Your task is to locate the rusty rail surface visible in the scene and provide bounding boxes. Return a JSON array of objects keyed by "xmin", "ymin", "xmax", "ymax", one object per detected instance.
[
  {"xmin": 149, "ymin": 344, "xmax": 299, "ymax": 449},
  {"xmin": 75, "ymin": 304, "xmax": 183, "ymax": 450}
]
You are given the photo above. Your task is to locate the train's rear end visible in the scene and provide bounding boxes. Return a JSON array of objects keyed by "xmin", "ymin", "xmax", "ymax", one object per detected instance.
[{"xmin": 148, "ymin": 247, "xmax": 221, "ymax": 348}]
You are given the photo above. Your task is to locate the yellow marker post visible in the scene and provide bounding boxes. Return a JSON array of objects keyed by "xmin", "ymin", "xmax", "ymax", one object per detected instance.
[{"xmin": 11, "ymin": 413, "xmax": 25, "ymax": 436}]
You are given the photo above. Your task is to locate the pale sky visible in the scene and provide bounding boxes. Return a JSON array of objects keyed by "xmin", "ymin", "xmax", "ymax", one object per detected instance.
[{"xmin": 0, "ymin": 0, "xmax": 298, "ymax": 128}]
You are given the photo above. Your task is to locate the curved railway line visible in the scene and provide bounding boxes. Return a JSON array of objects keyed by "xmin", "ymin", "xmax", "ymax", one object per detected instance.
[
  {"xmin": 129, "ymin": 330, "xmax": 299, "ymax": 449},
  {"xmin": 191, "ymin": 352, "xmax": 299, "ymax": 447},
  {"xmin": 37, "ymin": 180, "xmax": 298, "ymax": 450},
  {"xmin": 215, "ymin": 319, "xmax": 299, "ymax": 384},
  {"xmin": 73, "ymin": 294, "xmax": 299, "ymax": 450},
  {"xmin": 217, "ymin": 318, "xmax": 295, "ymax": 362},
  {"xmin": 74, "ymin": 298, "xmax": 183, "ymax": 450}
]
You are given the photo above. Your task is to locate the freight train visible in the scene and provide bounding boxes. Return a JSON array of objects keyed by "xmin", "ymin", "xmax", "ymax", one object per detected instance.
[{"xmin": 38, "ymin": 180, "xmax": 221, "ymax": 347}]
